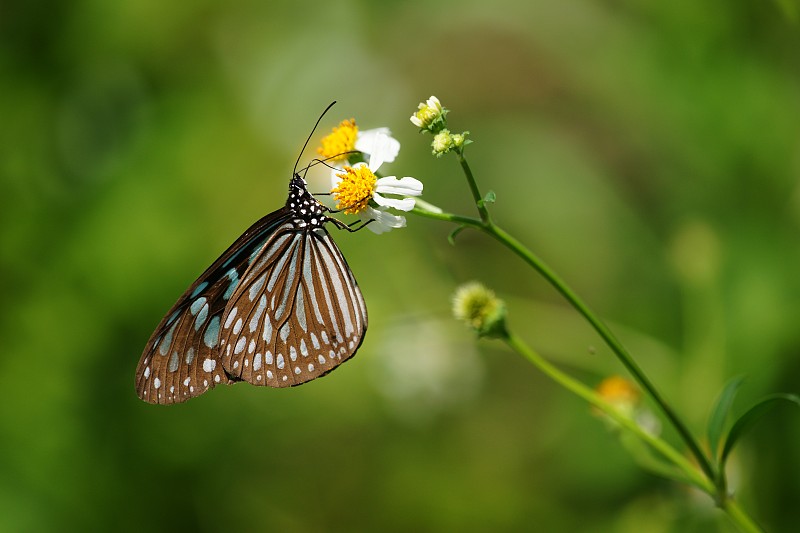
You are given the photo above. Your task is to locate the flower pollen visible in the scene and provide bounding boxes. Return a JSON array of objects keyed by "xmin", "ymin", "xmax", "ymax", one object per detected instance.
[
  {"xmin": 318, "ymin": 119, "xmax": 358, "ymax": 161},
  {"xmin": 331, "ymin": 165, "xmax": 376, "ymax": 215}
]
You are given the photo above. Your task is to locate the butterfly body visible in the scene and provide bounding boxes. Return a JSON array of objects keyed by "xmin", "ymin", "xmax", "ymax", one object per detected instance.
[{"xmin": 136, "ymin": 174, "xmax": 367, "ymax": 404}]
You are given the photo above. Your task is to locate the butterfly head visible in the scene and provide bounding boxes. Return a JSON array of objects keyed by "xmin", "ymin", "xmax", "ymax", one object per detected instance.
[{"xmin": 287, "ymin": 173, "xmax": 327, "ymax": 228}]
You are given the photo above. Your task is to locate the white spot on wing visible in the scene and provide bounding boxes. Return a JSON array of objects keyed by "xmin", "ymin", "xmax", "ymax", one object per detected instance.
[
  {"xmin": 224, "ymin": 307, "xmax": 238, "ymax": 329},
  {"xmin": 250, "ymin": 294, "xmax": 267, "ymax": 333},
  {"xmin": 203, "ymin": 358, "xmax": 216, "ymax": 373},
  {"xmin": 235, "ymin": 337, "xmax": 247, "ymax": 354},
  {"xmin": 203, "ymin": 316, "xmax": 221, "ymax": 348},
  {"xmin": 263, "ymin": 316, "xmax": 273, "ymax": 342},
  {"xmin": 168, "ymin": 351, "xmax": 180, "ymax": 373},
  {"xmin": 249, "ymin": 274, "xmax": 267, "ymax": 301}
]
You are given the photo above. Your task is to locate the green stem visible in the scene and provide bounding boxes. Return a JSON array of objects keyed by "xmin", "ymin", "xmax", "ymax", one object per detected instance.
[
  {"xmin": 457, "ymin": 151, "xmax": 491, "ymax": 224},
  {"xmin": 505, "ymin": 331, "xmax": 713, "ymax": 493},
  {"xmin": 721, "ymin": 498, "xmax": 764, "ymax": 533},
  {"xmin": 486, "ymin": 224, "xmax": 716, "ymax": 481},
  {"xmin": 414, "ymin": 205, "xmax": 764, "ymax": 531},
  {"xmin": 410, "ymin": 205, "xmax": 716, "ymax": 482}
]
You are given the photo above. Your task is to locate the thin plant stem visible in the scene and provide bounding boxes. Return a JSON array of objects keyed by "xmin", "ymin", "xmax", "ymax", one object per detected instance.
[
  {"xmin": 413, "ymin": 205, "xmax": 763, "ymax": 532},
  {"xmin": 510, "ymin": 335, "xmax": 763, "ymax": 533},
  {"xmin": 410, "ymin": 128, "xmax": 770, "ymax": 529},
  {"xmin": 504, "ymin": 331, "xmax": 713, "ymax": 493},
  {"xmin": 485, "ymin": 223, "xmax": 716, "ymax": 481},
  {"xmin": 457, "ymin": 151, "xmax": 491, "ymax": 224},
  {"xmin": 722, "ymin": 499, "xmax": 764, "ymax": 533},
  {"xmin": 414, "ymin": 146, "xmax": 716, "ymax": 480},
  {"xmin": 411, "ymin": 205, "xmax": 716, "ymax": 482}
]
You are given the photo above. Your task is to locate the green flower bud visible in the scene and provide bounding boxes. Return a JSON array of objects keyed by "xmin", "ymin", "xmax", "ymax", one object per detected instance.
[
  {"xmin": 432, "ymin": 129, "xmax": 454, "ymax": 157},
  {"xmin": 452, "ymin": 281, "xmax": 508, "ymax": 338}
]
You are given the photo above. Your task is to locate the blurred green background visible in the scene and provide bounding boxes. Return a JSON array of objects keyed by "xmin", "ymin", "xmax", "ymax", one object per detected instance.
[{"xmin": 2, "ymin": 0, "xmax": 799, "ymax": 531}]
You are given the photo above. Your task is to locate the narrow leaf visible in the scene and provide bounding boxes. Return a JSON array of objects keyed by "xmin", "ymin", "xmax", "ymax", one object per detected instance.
[
  {"xmin": 721, "ymin": 393, "xmax": 800, "ymax": 464},
  {"xmin": 448, "ymin": 225, "xmax": 466, "ymax": 245},
  {"xmin": 707, "ymin": 376, "xmax": 745, "ymax": 461}
]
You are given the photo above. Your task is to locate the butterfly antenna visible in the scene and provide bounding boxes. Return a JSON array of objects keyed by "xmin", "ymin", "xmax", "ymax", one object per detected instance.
[
  {"xmin": 294, "ymin": 101, "xmax": 337, "ymax": 176},
  {"xmin": 299, "ymin": 152, "xmax": 359, "ymax": 175}
]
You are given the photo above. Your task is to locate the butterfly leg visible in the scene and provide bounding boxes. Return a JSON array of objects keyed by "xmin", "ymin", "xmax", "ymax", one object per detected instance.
[{"xmin": 327, "ymin": 217, "xmax": 373, "ymax": 233}]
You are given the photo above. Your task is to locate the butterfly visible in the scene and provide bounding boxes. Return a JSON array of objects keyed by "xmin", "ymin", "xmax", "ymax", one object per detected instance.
[{"xmin": 136, "ymin": 105, "xmax": 368, "ymax": 404}]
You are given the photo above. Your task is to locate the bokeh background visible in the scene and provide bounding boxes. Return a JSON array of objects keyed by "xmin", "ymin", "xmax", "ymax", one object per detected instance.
[{"xmin": 2, "ymin": 1, "xmax": 799, "ymax": 531}]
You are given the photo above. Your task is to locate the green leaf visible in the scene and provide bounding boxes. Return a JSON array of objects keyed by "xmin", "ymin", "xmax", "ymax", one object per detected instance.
[
  {"xmin": 477, "ymin": 190, "xmax": 496, "ymax": 208},
  {"xmin": 707, "ymin": 376, "xmax": 745, "ymax": 461},
  {"xmin": 448, "ymin": 225, "xmax": 466, "ymax": 245},
  {"xmin": 721, "ymin": 393, "xmax": 800, "ymax": 464}
]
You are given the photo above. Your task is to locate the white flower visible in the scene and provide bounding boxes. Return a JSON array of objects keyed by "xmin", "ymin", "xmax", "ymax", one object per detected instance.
[{"xmin": 330, "ymin": 132, "xmax": 423, "ymax": 234}]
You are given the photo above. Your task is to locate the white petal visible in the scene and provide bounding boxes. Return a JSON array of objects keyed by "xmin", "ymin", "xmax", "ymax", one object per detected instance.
[
  {"xmin": 356, "ymin": 128, "xmax": 392, "ymax": 155},
  {"xmin": 375, "ymin": 176, "xmax": 423, "ymax": 197},
  {"xmin": 358, "ymin": 127, "xmax": 391, "ymax": 140},
  {"xmin": 362, "ymin": 207, "xmax": 406, "ymax": 234},
  {"xmin": 373, "ymin": 193, "xmax": 415, "ymax": 211},
  {"xmin": 357, "ymin": 131, "xmax": 400, "ymax": 170}
]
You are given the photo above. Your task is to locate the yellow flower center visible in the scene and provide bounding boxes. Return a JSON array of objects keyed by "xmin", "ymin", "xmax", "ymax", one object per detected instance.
[
  {"xmin": 331, "ymin": 165, "xmax": 376, "ymax": 215},
  {"xmin": 318, "ymin": 119, "xmax": 358, "ymax": 161}
]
